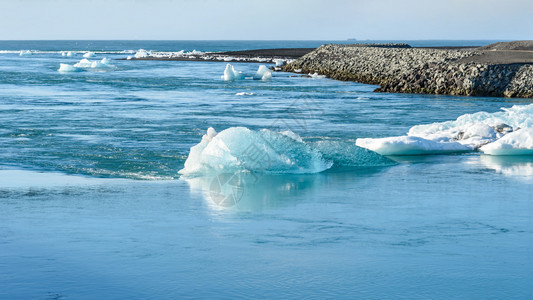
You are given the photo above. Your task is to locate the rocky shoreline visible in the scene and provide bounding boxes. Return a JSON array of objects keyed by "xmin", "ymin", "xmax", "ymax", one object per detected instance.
[{"xmin": 280, "ymin": 43, "xmax": 533, "ymax": 98}]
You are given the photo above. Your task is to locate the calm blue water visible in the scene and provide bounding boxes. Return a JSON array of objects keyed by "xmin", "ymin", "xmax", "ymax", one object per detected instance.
[{"xmin": 1, "ymin": 40, "xmax": 532, "ymax": 299}]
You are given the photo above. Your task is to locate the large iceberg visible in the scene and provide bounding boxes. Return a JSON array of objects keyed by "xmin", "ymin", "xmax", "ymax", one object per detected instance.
[
  {"xmin": 179, "ymin": 127, "xmax": 394, "ymax": 176},
  {"xmin": 19, "ymin": 50, "xmax": 32, "ymax": 56},
  {"xmin": 179, "ymin": 127, "xmax": 331, "ymax": 175},
  {"xmin": 58, "ymin": 63, "xmax": 82, "ymax": 72},
  {"xmin": 356, "ymin": 104, "xmax": 533, "ymax": 156},
  {"xmin": 253, "ymin": 65, "xmax": 272, "ymax": 81},
  {"xmin": 83, "ymin": 52, "xmax": 96, "ymax": 58},
  {"xmin": 221, "ymin": 64, "xmax": 244, "ymax": 81}
]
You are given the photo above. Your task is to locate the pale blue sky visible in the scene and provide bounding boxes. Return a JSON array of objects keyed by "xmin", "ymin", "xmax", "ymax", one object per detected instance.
[{"xmin": 1, "ymin": 0, "xmax": 532, "ymax": 40}]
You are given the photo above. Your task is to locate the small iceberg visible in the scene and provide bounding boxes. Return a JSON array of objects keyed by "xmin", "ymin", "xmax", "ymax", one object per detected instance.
[
  {"xmin": 83, "ymin": 52, "xmax": 96, "ymax": 58},
  {"xmin": 73, "ymin": 57, "xmax": 115, "ymax": 70},
  {"xmin": 134, "ymin": 49, "xmax": 149, "ymax": 58},
  {"xmin": 19, "ymin": 50, "xmax": 32, "ymax": 56},
  {"xmin": 58, "ymin": 63, "xmax": 82, "ymax": 73},
  {"xmin": 253, "ymin": 65, "xmax": 272, "ymax": 81},
  {"xmin": 308, "ymin": 72, "xmax": 326, "ymax": 79},
  {"xmin": 274, "ymin": 59, "xmax": 286, "ymax": 67},
  {"xmin": 236, "ymin": 92, "xmax": 255, "ymax": 96},
  {"xmin": 221, "ymin": 64, "xmax": 244, "ymax": 81},
  {"xmin": 480, "ymin": 129, "xmax": 533, "ymax": 156}
]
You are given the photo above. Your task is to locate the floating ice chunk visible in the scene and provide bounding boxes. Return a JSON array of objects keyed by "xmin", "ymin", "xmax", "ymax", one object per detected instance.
[
  {"xmin": 253, "ymin": 65, "xmax": 272, "ymax": 81},
  {"xmin": 480, "ymin": 129, "xmax": 533, "ymax": 156},
  {"xmin": 19, "ymin": 50, "xmax": 32, "ymax": 56},
  {"xmin": 134, "ymin": 49, "xmax": 149, "ymax": 58},
  {"xmin": 190, "ymin": 49, "xmax": 204, "ymax": 55},
  {"xmin": 66, "ymin": 51, "xmax": 74, "ymax": 57},
  {"xmin": 221, "ymin": 64, "xmax": 244, "ymax": 81},
  {"xmin": 356, "ymin": 136, "xmax": 470, "ymax": 156},
  {"xmin": 179, "ymin": 127, "xmax": 332, "ymax": 176},
  {"xmin": 274, "ymin": 59, "xmax": 286, "ymax": 67},
  {"xmin": 83, "ymin": 52, "xmax": 96, "ymax": 58},
  {"xmin": 308, "ymin": 72, "xmax": 326, "ymax": 79},
  {"xmin": 126, "ymin": 56, "xmax": 132, "ymax": 60},
  {"xmin": 73, "ymin": 58, "xmax": 115, "ymax": 70},
  {"xmin": 74, "ymin": 58, "xmax": 93, "ymax": 68},
  {"xmin": 58, "ymin": 63, "xmax": 82, "ymax": 72},
  {"xmin": 236, "ymin": 92, "xmax": 255, "ymax": 96},
  {"xmin": 61, "ymin": 51, "xmax": 67, "ymax": 56}
]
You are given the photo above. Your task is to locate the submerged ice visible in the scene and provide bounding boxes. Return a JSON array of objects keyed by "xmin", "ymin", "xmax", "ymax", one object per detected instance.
[
  {"xmin": 356, "ymin": 104, "xmax": 533, "ymax": 156},
  {"xmin": 179, "ymin": 127, "xmax": 394, "ymax": 176}
]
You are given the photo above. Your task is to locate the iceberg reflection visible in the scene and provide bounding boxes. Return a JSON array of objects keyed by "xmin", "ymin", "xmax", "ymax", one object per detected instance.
[
  {"xmin": 480, "ymin": 155, "xmax": 533, "ymax": 178},
  {"xmin": 181, "ymin": 168, "xmax": 388, "ymax": 211}
]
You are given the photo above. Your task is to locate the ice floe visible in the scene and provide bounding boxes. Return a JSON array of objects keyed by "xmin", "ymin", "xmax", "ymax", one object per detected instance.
[
  {"xmin": 19, "ymin": 50, "xmax": 32, "ymax": 56},
  {"xmin": 58, "ymin": 63, "xmax": 82, "ymax": 72},
  {"xmin": 356, "ymin": 104, "xmax": 533, "ymax": 156},
  {"xmin": 356, "ymin": 136, "xmax": 470, "ymax": 156},
  {"xmin": 83, "ymin": 52, "xmax": 96, "ymax": 58},
  {"xmin": 253, "ymin": 65, "xmax": 272, "ymax": 81},
  {"xmin": 480, "ymin": 128, "xmax": 533, "ymax": 155},
  {"xmin": 221, "ymin": 64, "xmax": 244, "ymax": 81}
]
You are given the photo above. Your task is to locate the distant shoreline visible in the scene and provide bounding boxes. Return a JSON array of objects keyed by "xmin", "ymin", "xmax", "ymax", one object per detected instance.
[{"xmin": 119, "ymin": 46, "xmax": 484, "ymax": 63}]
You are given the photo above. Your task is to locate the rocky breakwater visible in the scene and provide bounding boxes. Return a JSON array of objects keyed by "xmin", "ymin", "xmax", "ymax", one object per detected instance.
[{"xmin": 280, "ymin": 43, "xmax": 533, "ymax": 98}]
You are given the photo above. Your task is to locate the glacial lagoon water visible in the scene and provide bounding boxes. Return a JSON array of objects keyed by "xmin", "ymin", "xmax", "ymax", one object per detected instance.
[{"xmin": 1, "ymin": 40, "xmax": 532, "ymax": 299}]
